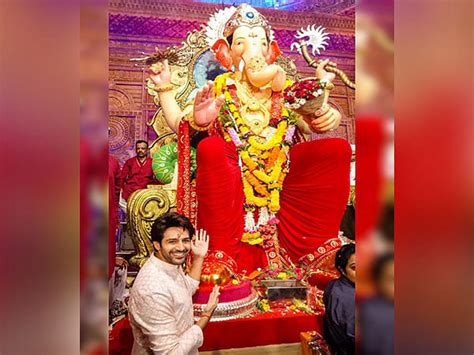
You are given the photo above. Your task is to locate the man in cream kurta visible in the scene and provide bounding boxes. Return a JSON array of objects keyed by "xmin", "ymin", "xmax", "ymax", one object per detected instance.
[{"xmin": 128, "ymin": 212, "xmax": 219, "ymax": 355}]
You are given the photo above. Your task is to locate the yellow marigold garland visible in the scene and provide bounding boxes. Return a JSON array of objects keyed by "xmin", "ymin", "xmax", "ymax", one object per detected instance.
[{"xmin": 213, "ymin": 73, "xmax": 297, "ymax": 246}]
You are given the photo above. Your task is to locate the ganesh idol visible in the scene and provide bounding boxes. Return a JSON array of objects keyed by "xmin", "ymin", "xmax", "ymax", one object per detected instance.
[{"xmin": 147, "ymin": 4, "xmax": 352, "ymax": 273}]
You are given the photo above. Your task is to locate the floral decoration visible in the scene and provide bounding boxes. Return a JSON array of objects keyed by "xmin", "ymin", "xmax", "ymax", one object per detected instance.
[
  {"xmin": 214, "ymin": 73, "xmax": 299, "ymax": 246},
  {"xmin": 283, "ymin": 78, "xmax": 327, "ymax": 110}
]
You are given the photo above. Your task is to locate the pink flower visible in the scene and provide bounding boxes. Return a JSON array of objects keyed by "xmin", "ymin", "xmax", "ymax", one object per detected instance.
[
  {"xmin": 227, "ymin": 128, "xmax": 243, "ymax": 146},
  {"xmin": 285, "ymin": 126, "xmax": 296, "ymax": 142},
  {"xmin": 268, "ymin": 216, "xmax": 280, "ymax": 224}
]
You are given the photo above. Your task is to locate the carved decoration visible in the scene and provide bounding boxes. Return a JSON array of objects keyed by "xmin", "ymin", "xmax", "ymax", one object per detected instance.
[
  {"xmin": 109, "ymin": 1, "xmax": 354, "ymax": 31},
  {"xmin": 109, "ymin": 115, "xmax": 136, "ymax": 164},
  {"xmin": 109, "ymin": 85, "xmax": 136, "ymax": 110},
  {"xmin": 109, "ymin": 15, "xmax": 355, "ymax": 53},
  {"xmin": 127, "ymin": 187, "xmax": 177, "ymax": 268},
  {"xmin": 109, "ymin": 69, "xmax": 144, "ymax": 82}
]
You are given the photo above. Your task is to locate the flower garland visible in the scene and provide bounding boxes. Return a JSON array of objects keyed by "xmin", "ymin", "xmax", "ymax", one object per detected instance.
[{"xmin": 214, "ymin": 73, "xmax": 297, "ymax": 246}]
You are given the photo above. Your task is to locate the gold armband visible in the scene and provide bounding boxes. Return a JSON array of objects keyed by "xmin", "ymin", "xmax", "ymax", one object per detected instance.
[
  {"xmin": 154, "ymin": 83, "xmax": 175, "ymax": 93},
  {"xmin": 185, "ymin": 112, "xmax": 211, "ymax": 132}
]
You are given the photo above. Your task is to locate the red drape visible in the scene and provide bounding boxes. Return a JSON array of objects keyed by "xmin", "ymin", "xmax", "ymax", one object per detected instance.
[
  {"xmin": 278, "ymin": 138, "xmax": 352, "ymax": 261},
  {"xmin": 196, "ymin": 136, "xmax": 351, "ymax": 272}
]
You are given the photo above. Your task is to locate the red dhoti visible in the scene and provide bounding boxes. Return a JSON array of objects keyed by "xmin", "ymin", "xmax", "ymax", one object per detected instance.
[{"xmin": 196, "ymin": 136, "xmax": 352, "ymax": 272}]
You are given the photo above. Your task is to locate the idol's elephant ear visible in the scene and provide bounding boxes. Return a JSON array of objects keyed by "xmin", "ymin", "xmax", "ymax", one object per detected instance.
[
  {"xmin": 152, "ymin": 142, "xmax": 197, "ymax": 184},
  {"xmin": 266, "ymin": 40, "xmax": 281, "ymax": 65},
  {"xmin": 212, "ymin": 38, "xmax": 233, "ymax": 70}
]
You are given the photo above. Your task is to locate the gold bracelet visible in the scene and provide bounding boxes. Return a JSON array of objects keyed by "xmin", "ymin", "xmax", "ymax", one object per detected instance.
[
  {"xmin": 201, "ymin": 312, "xmax": 212, "ymax": 319},
  {"xmin": 185, "ymin": 112, "xmax": 211, "ymax": 132},
  {"xmin": 154, "ymin": 83, "xmax": 175, "ymax": 93}
]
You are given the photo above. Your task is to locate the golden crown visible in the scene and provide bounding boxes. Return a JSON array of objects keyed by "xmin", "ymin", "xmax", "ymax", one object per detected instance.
[{"xmin": 223, "ymin": 4, "xmax": 271, "ymax": 38}]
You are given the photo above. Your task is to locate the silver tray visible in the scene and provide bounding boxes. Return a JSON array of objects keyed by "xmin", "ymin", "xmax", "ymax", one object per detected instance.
[
  {"xmin": 193, "ymin": 288, "xmax": 258, "ymax": 322},
  {"xmin": 261, "ymin": 279, "xmax": 300, "ymax": 287}
]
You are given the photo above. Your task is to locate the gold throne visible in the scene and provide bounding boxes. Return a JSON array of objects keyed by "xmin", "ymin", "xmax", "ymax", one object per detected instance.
[{"xmin": 126, "ymin": 28, "xmax": 300, "ymax": 268}]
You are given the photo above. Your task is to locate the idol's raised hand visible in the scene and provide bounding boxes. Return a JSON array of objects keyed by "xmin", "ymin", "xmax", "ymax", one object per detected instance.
[
  {"xmin": 309, "ymin": 104, "xmax": 342, "ymax": 133},
  {"xmin": 315, "ymin": 58, "xmax": 336, "ymax": 83},
  {"xmin": 147, "ymin": 59, "xmax": 171, "ymax": 87},
  {"xmin": 193, "ymin": 81, "xmax": 225, "ymax": 127},
  {"xmin": 191, "ymin": 229, "xmax": 209, "ymax": 258},
  {"xmin": 308, "ymin": 58, "xmax": 341, "ymax": 133}
]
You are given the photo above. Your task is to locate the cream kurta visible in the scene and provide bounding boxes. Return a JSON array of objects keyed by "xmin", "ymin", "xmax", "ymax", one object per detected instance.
[{"xmin": 129, "ymin": 255, "xmax": 203, "ymax": 354}]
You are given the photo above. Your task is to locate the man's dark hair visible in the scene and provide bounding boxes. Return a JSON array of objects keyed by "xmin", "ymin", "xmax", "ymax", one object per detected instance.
[
  {"xmin": 151, "ymin": 212, "xmax": 195, "ymax": 246},
  {"xmin": 335, "ymin": 243, "xmax": 355, "ymax": 275},
  {"xmin": 135, "ymin": 140, "xmax": 148, "ymax": 148},
  {"xmin": 372, "ymin": 252, "xmax": 394, "ymax": 283}
]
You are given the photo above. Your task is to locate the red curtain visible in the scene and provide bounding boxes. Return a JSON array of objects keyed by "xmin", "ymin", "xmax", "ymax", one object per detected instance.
[{"xmin": 195, "ymin": 136, "xmax": 351, "ymax": 272}]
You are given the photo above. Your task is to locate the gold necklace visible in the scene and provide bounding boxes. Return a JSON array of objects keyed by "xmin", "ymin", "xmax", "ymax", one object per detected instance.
[{"xmin": 234, "ymin": 80, "xmax": 272, "ymax": 135}]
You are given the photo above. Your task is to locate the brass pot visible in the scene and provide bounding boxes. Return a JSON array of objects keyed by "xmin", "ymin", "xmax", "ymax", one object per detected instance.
[{"xmin": 200, "ymin": 263, "xmax": 233, "ymax": 286}]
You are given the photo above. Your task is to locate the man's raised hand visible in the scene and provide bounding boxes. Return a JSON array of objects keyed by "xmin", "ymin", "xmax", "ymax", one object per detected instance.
[{"xmin": 191, "ymin": 229, "xmax": 209, "ymax": 258}]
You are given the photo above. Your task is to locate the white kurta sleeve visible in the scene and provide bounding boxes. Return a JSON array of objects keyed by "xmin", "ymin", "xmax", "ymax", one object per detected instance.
[
  {"xmin": 130, "ymin": 291, "xmax": 203, "ymax": 355},
  {"xmin": 185, "ymin": 274, "xmax": 200, "ymax": 295}
]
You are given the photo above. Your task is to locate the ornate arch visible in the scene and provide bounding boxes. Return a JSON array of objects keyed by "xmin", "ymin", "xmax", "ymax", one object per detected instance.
[{"xmin": 109, "ymin": 84, "xmax": 136, "ymax": 111}]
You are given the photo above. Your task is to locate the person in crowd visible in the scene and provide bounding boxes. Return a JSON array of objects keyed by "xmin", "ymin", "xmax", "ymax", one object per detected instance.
[
  {"xmin": 359, "ymin": 252, "xmax": 394, "ymax": 355},
  {"xmin": 120, "ymin": 140, "xmax": 158, "ymax": 204},
  {"xmin": 128, "ymin": 212, "xmax": 219, "ymax": 354},
  {"xmin": 323, "ymin": 243, "xmax": 356, "ymax": 355}
]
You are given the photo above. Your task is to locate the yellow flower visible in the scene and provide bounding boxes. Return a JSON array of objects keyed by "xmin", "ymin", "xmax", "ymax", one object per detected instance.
[
  {"xmin": 241, "ymin": 231, "xmax": 263, "ymax": 245},
  {"xmin": 277, "ymin": 272, "xmax": 288, "ymax": 279},
  {"xmin": 248, "ymin": 145, "xmax": 262, "ymax": 155},
  {"xmin": 257, "ymin": 298, "xmax": 270, "ymax": 312},
  {"xmin": 253, "ymin": 170, "xmax": 272, "ymax": 184},
  {"xmin": 269, "ymin": 165, "xmax": 282, "ymax": 182},
  {"xmin": 249, "ymin": 237, "xmax": 263, "ymax": 245},
  {"xmin": 269, "ymin": 189, "xmax": 280, "ymax": 213}
]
